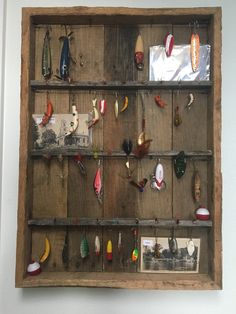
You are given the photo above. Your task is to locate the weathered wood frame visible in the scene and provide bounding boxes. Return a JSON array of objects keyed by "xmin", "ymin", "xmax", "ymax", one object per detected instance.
[{"xmin": 16, "ymin": 6, "xmax": 222, "ymax": 289}]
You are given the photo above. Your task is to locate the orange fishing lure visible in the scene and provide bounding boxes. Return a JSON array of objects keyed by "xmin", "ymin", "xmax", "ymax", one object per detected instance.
[{"xmin": 190, "ymin": 33, "xmax": 200, "ymax": 72}]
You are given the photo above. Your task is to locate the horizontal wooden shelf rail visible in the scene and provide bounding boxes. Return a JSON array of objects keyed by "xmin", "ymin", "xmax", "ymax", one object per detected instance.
[
  {"xmin": 31, "ymin": 149, "xmax": 213, "ymax": 159},
  {"xmin": 31, "ymin": 80, "xmax": 212, "ymax": 91},
  {"xmin": 28, "ymin": 217, "xmax": 212, "ymax": 228}
]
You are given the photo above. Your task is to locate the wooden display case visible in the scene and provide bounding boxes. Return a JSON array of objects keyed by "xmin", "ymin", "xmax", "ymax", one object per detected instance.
[{"xmin": 16, "ymin": 6, "xmax": 222, "ymax": 289}]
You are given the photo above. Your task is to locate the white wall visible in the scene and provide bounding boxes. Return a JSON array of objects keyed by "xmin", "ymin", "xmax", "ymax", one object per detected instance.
[{"xmin": 0, "ymin": 0, "xmax": 235, "ymax": 313}]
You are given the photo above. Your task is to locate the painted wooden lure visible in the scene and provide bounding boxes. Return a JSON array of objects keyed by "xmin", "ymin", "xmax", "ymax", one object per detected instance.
[
  {"xmin": 80, "ymin": 237, "xmax": 89, "ymax": 259},
  {"xmin": 95, "ymin": 235, "xmax": 101, "ymax": 256},
  {"xmin": 88, "ymin": 98, "xmax": 99, "ymax": 129},
  {"xmin": 164, "ymin": 33, "xmax": 174, "ymax": 57},
  {"xmin": 93, "ymin": 160, "xmax": 102, "ymax": 204},
  {"xmin": 174, "ymin": 105, "xmax": 182, "ymax": 127},
  {"xmin": 134, "ymin": 33, "xmax": 144, "ymax": 70},
  {"xmin": 40, "ymin": 97, "xmax": 53, "ymax": 127},
  {"xmin": 193, "ymin": 171, "xmax": 201, "ymax": 202},
  {"xmin": 131, "ymin": 229, "xmax": 138, "ymax": 262},
  {"xmin": 174, "ymin": 151, "xmax": 187, "ymax": 179},
  {"xmin": 42, "ymin": 29, "xmax": 52, "ymax": 80},
  {"xmin": 99, "ymin": 99, "xmax": 107, "ymax": 116},
  {"xmin": 106, "ymin": 240, "xmax": 113, "ymax": 261},
  {"xmin": 57, "ymin": 27, "xmax": 73, "ymax": 81},
  {"xmin": 65, "ymin": 105, "xmax": 79, "ymax": 136},
  {"xmin": 190, "ymin": 22, "xmax": 200, "ymax": 72}
]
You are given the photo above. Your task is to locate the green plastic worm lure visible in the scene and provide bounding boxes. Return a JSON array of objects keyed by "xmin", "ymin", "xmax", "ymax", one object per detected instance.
[{"xmin": 42, "ymin": 29, "xmax": 52, "ymax": 80}]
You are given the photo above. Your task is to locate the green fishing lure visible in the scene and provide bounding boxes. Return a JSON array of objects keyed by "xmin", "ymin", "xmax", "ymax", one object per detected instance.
[
  {"xmin": 174, "ymin": 151, "xmax": 187, "ymax": 179},
  {"xmin": 80, "ymin": 237, "xmax": 89, "ymax": 259}
]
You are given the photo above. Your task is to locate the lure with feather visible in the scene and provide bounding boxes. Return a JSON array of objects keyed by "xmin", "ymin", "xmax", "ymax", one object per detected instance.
[{"xmin": 93, "ymin": 160, "xmax": 102, "ymax": 204}]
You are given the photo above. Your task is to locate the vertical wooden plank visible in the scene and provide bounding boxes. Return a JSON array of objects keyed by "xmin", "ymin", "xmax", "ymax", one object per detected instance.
[
  {"xmin": 104, "ymin": 25, "xmax": 137, "ymax": 81},
  {"xmin": 208, "ymin": 9, "xmax": 222, "ymax": 288},
  {"xmin": 172, "ymin": 90, "xmax": 208, "ymax": 151},
  {"xmin": 173, "ymin": 160, "xmax": 208, "ymax": 220},
  {"xmin": 70, "ymin": 25, "xmax": 104, "ymax": 81}
]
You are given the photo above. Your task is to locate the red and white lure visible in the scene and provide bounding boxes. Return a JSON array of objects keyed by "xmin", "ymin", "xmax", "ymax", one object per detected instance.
[
  {"xmin": 93, "ymin": 160, "xmax": 102, "ymax": 204},
  {"xmin": 99, "ymin": 99, "xmax": 107, "ymax": 116},
  {"xmin": 164, "ymin": 33, "xmax": 174, "ymax": 57},
  {"xmin": 151, "ymin": 161, "xmax": 166, "ymax": 191}
]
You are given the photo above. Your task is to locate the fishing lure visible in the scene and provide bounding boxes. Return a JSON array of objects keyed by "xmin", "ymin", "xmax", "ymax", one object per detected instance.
[
  {"xmin": 118, "ymin": 232, "xmax": 122, "ymax": 253},
  {"xmin": 193, "ymin": 171, "xmax": 201, "ymax": 202},
  {"xmin": 40, "ymin": 98, "xmax": 53, "ymax": 127},
  {"xmin": 106, "ymin": 240, "xmax": 113, "ymax": 261},
  {"xmin": 99, "ymin": 99, "xmax": 107, "ymax": 116},
  {"xmin": 151, "ymin": 162, "xmax": 166, "ymax": 191},
  {"xmin": 130, "ymin": 178, "xmax": 148, "ymax": 192},
  {"xmin": 120, "ymin": 96, "xmax": 129, "ymax": 113},
  {"xmin": 168, "ymin": 230, "xmax": 178, "ymax": 255},
  {"xmin": 93, "ymin": 160, "xmax": 102, "ymax": 204},
  {"xmin": 88, "ymin": 98, "xmax": 99, "ymax": 129},
  {"xmin": 80, "ymin": 237, "xmax": 89, "ymax": 259},
  {"xmin": 57, "ymin": 27, "xmax": 73, "ymax": 81},
  {"xmin": 174, "ymin": 151, "xmax": 187, "ymax": 179},
  {"xmin": 186, "ymin": 239, "xmax": 195, "ymax": 257},
  {"xmin": 134, "ymin": 33, "xmax": 144, "ymax": 70},
  {"xmin": 135, "ymin": 94, "xmax": 152, "ymax": 158},
  {"xmin": 42, "ymin": 30, "xmax": 52, "ymax": 80},
  {"xmin": 122, "ymin": 139, "xmax": 133, "ymax": 177},
  {"xmin": 174, "ymin": 106, "xmax": 182, "ymax": 127},
  {"xmin": 114, "ymin": 97, "xmax": 119, "ymax": 119},
  {"xmin": 154, "ymin": 95, "xmax": 167, "ymax": 108},
  {"xmin": 134, "ymin": 139, "xmax": 152, "ymax": 159},
  {"xmin": 122, "ymin": 139, "xmax": 133, "ymax": 156},
  {"xmin": 65, "ymin": 105, "xmax": 79, "ymax": 136},
  {"xmin": 95, "ymin": 235, "xmax": 101, "ymax": 256},
  {"xmin": 186, "ymin": 93, "xmax": 195, "ymax": 110},
  {"xmin": 164, "ymin": 33, "xmax": 174, "ymax": 57},
  {"xmin": 73, "ymin": 154, "xmax": 86, "ymax": 176},
  {"xmin": 131, "ymin": 229, "xmax": 138, "ymax": 262},
  {"xmin": 190, "ymin": 22, "xmax": 200, "ymax": 72}
]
